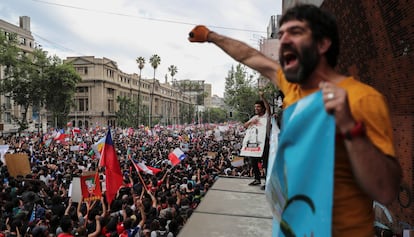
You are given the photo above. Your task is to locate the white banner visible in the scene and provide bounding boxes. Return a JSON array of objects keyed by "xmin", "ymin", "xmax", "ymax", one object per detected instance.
[
  {"xmin": 0, "ymin": 145, "xmax": 9, "ymax": 164},
  {"xmin": 240, "ymin": 115, "xmax": 268, "ymax": 158},
  {"xmin": 69, "ymin": 177, "xmax": 82, "ymax": 203}
]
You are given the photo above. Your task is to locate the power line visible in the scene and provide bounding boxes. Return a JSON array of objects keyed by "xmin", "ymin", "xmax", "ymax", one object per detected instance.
[
  {"xmin": 32, "ymin": 0, "xmax": 267, "ymax": 34},
  {"xmin": 32, "ymin": 32, "xmax": 85, "ymax": 56}
]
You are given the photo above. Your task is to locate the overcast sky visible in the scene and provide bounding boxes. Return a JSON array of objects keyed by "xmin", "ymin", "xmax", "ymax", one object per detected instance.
[{"xmin": 1, "ymin": 0, "xmax": 282, "ymax": 97}]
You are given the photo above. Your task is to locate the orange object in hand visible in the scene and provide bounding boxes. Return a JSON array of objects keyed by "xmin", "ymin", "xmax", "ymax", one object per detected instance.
[{"xmin": 188, "ymin": 25, "xmax": 211, "ymax": 42}]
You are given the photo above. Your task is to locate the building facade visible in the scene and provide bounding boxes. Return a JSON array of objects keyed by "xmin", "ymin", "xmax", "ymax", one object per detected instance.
[
  {"xmin": 0, "ymin": 16, "xmax": 46, "ymax": 134},
  {"xmin": 65, "ymin": 56, "xmax": 211, "ymax": 128}
]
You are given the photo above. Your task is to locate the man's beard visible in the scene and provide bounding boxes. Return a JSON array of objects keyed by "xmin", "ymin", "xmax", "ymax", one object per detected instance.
[{"xmin": 280, "ymin": 42, "xmax": 319, "ymax": 84}]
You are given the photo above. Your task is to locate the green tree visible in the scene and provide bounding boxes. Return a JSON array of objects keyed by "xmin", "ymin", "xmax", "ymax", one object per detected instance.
[
  {"xmin": 168, "ymin": 65, "xmax": 178, "ymax": 84},
  {"xmin": 149, "ymin": 54, "xmax": 161, "ymax": 79},
  {"xmin": 0, "ymin": 45, "xmax": 49, "ymax": 132},
  {"xmin": 149, "ymin": 54, "xmax": 161, "ymax": 127},
  {"xmin": 0, "ymin": 31, "xmax": 81, "ymax": 130},
  {"xmin": 0, "ymin": 31, "xmax": 20, "ymax": 79},
  {"xmin": 204, "ymin": 107, "xmax": 227, "ymax": 123},
  {"xmin": 224, "ymin": 64, "xmax": 258, "ymax": 122},
  {"xmin": 115, "ymin": 96, "xmax": 137, "ymax": 128},
  {"xmin": 135, "ymin": 56, "xmax": 145, "ymax": 126},
  {"xmin": 44, "ymin": 57, "xmax": 81, "ymax": 128}
]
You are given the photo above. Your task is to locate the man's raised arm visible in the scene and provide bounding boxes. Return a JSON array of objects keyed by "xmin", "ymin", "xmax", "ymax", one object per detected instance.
[{"xmin": 188, "ymin": 25, "xmax": 281, "ymax": 87}]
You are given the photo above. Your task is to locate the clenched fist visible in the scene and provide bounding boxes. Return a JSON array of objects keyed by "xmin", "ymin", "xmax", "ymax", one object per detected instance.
[{"xmin": 188, "ymin": 25, "xmax": 211, "ymax": 43}]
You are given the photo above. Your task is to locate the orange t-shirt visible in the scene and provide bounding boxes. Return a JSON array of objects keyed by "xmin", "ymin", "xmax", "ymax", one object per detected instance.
[{"xmin": 276, "ymin": 70, "xmax": 395, "ymax": 236}]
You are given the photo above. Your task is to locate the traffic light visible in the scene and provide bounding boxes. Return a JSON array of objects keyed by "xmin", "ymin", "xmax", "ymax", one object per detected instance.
[{"xmin": 229, "ymin": 111, "xmax": 233, "ymax": 117}]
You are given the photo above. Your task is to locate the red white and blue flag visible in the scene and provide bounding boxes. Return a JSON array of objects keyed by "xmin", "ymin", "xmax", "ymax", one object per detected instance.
[
  {"xmin": 99, "ymin": 129, "xmax": 123, "ymax": 205},
  {"xmin": 168, "ymin": 148, "xmax": 186, "ymax": 166},
  {"xmin": 72, "ymin": 127, "xmax": 81, "ymax": 135},
  {"xmin": 134, "ymin": 161, "xmax": 161, "ymax": 175}
]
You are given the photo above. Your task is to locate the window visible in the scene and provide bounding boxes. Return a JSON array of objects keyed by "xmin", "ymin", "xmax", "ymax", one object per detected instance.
[
  {"xmin": 5, "ymin": 112, "xmax": 11, "ymax": 123},
  {"xmin": 76, "ymin": 67, "xmax": 88, "ymax": 75},
  {"xmin": 5, "ymin": 97, "xmax": 11, "ymax": 110},
  {"xmin": 107, "ymin": 88, "xmax": 115, "ymax": 97},
  {"xmin": 19, "ymin": 37, "xmax": 26, "ymax": 45},
  {"xmin": 107, "ymin": 69, "xmax": 114, "ymax": 78},
  {"xmin": 108, "ymin": 99, "xmax": 114, "ymax": 113},
  {"xmin": 77, "ymin": 87, "xmax": 88, "ymax": 93},
  {"xmin": 77, "ymin": 98, "xmax": 89, "ymax": 111},
  {"xmin": 79, "ymin": 99, "xmax": 84, "ymax": 111}
]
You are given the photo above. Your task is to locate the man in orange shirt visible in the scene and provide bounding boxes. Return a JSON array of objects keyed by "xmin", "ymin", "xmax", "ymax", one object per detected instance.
[{"xmin": 188, "ymin": 3, "xmax": 401, "ymax": 236}]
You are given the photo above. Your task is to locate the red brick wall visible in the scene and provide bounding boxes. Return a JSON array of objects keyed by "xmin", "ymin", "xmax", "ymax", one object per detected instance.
[{"xmin": 321, "ymin": 0, "xmax": 414, "ymax": 227}]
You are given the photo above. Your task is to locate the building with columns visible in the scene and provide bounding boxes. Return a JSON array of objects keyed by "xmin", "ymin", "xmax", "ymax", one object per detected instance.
[{"xmin": 64, "ymin": 56, "xmax": 211, "ymax": 128}]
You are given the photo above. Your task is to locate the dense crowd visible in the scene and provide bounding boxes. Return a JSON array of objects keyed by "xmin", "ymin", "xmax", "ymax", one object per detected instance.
[{"xmin": 0, "ymin": 124, "xmax": 259, "ymax": 237}]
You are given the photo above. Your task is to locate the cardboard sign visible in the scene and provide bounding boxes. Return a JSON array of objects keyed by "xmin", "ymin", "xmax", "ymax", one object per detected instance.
[
  {"xmin": 5, "ymin": 153, "xmax": 31, "ymax": 177},
  {"xmin": 69, "ymin": 177, "xmax": 82, "ymax": 203},
  {"xmin": 206, "ymin": 151, "xmax": 217, "ymax": 159}
]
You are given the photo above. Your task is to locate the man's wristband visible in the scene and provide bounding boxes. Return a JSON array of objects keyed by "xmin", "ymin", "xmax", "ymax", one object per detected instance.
[{"xmin": 339, "ymin": 121, "xmax": 365, "ymax": 140}]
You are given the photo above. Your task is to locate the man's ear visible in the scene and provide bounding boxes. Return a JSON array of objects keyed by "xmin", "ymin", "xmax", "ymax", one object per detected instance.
[{"xmin": 318, "ymin": 38, "xmax": 332, "ymax": 54}]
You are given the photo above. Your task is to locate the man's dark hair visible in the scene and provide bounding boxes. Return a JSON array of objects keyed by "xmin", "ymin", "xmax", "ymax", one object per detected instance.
[
  {"xmin": 255, "ymin": 100, "xmax": 265, "ymax": 109},
  {"xmin": 60, "ymin": 216, "xmax": 73, "ymax": 233},
  {"xmin": 279, "ymin": 4, "xmax": 340, "ymax": 67}
]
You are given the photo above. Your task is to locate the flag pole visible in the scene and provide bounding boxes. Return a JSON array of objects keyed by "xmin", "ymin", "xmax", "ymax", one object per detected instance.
[{"xmin": 127, "ymin": 155, "xmax": 148, "ymax": 192}]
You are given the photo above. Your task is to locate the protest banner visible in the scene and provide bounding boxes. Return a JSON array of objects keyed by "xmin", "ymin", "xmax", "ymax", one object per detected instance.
[
  {"xmin": 80, "ymin": 171, "xmax": 102, "ymax": 202},
  {"xmin": 5, "ymin": 153, "xmax": 31, "ymax": 177},
  {"xmin": 240, "ymin": 115, "xmax": 268, "ymax": 158}
]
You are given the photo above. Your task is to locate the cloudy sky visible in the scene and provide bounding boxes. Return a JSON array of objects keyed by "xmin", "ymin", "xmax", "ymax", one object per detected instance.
[{"xmin": 1, "ymin": 0, "xmax": 282, "ymax": 97}]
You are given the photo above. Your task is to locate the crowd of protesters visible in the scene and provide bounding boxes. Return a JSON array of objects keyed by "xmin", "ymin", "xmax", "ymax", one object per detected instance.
[{"xmin": 0, "ymin": 123, "xmax": 260, "ymax": 237}]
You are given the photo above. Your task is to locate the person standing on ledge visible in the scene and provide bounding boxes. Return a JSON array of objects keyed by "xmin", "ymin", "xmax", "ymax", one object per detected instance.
[
  {"xmin": 188, "ymin": 4, "xmax": 401, "ymax": 236},
  {"xmin": 243, "ymin": 91, "xmax": 270, "ymax": 188}
]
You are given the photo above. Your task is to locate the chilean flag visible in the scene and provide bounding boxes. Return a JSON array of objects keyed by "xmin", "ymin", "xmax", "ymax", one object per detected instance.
[
  {"xmin": 168, "ymin": 148, "xmax": 186, "ymax": 166},
  {"xmin": 134, "ymin": 161, "xmax": 161, "ymax": 175},
  {"xmin": 54, "ymin": 131, "xmax": 67, "ymax": 141},
  {"xmin": 72, "ymin": 127, "xmax": 81, "ymax": 134},
  {"xmin": 99, "ymin": 129, "xmax": 123, "ymax": 206}
]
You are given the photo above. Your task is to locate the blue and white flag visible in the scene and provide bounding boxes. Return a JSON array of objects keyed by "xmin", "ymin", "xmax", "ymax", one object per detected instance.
[
  {"xmin": 266, "ymin": 91, "xmax": 335, "ymax": 237},
  {"xmin": 29, "ymin": 205, "xmax": 36, "ymax": 223}
]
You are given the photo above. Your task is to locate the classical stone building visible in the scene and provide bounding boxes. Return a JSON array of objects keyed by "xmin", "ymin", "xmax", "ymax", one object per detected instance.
[{"xmin": 64, "ymin": 56, "xmax": 209, "ymax": 128}]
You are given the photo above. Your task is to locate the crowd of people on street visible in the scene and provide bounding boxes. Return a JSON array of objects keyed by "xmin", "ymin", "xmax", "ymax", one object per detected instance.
[{"xmin": 0, "ymin": 123, "xmax": 260, "ymax": 237}]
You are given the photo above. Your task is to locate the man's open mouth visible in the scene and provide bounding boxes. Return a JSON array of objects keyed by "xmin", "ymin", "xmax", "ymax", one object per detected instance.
[{"xmin": 282, "ymin": 52, "xmax": 298, "ymax": 70}]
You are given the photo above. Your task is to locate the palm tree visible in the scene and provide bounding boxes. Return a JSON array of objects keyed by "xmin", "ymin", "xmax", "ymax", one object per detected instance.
[
  {"xmin": 149, "ymin": 54, "xmax": 161, "ymax": 128},
  {"xmin": 136, "ymin": 56, "xmax": 145, "ymax": 78},
  {"xmin": 135, "ymin": 56, "xmax": 145, "ymax": 127},
  {"xmin": 168, "ymin": 65, "xmax": 178, "ymax": 85},
  {"xmin": 149, "ymin": 54, "xmax": 161, "ymax": 79},
  {"xmin": 135, "ymin": 57, "xmax": 145, "ymax": 127}
]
